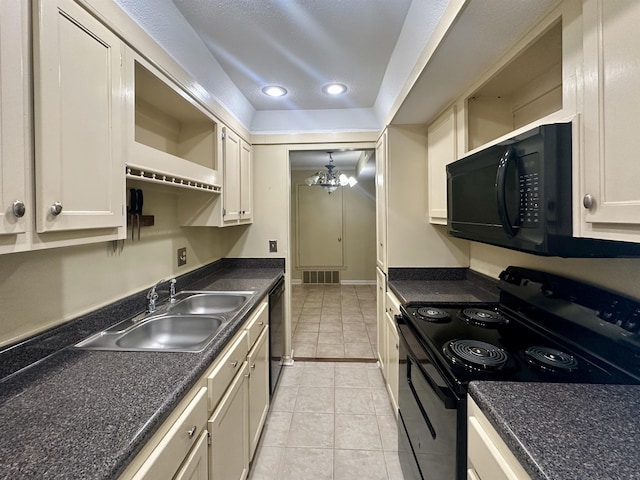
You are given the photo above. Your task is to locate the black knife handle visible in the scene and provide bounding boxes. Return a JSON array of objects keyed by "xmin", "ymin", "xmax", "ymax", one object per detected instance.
[
  {"xmin": 135, "ymin": 189, "xmax": 143, "ymax": 215},
  {"xmin": 129, "ymin": 189, "xmax": 137, "ymax": 214}
]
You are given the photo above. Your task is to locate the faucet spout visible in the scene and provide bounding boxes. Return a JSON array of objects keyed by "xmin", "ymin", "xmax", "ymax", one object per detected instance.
[{"xmin": 146, "ymin": 279, "xmax": 165, "ymax": 313}]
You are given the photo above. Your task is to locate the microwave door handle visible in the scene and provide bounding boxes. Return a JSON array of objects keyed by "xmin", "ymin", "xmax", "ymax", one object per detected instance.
[{"xmin": 496, "ymin": 146, "xmax": 518, "ymax": 238}]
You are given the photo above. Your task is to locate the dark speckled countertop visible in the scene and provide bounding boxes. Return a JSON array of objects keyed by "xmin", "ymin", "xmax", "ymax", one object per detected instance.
[
  {"xmin": 387, "ymin": 267, "xmax": 500, "ymax": 305},
  {"xmin": 0, "ymin": 259, "xmax": 284, "ymax": 480},
  {"xmin": 468, "ymin": 381, "xmax": 640, "ymax": 480}
]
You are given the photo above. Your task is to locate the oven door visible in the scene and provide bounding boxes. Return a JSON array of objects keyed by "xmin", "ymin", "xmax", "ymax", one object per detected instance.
[{"xmin": 397, "ymin": 319, "xmax": 462, "ymax": 480}]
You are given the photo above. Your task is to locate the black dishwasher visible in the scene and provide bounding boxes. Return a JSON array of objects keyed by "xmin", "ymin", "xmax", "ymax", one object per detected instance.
[{"xmin": 268, "ymin": 277, "xmax": 285, "ymax": 396}]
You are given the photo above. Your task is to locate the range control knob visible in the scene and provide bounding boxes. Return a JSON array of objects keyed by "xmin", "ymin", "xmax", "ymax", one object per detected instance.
[
  {"xmin": 597, "ymin": 300, "xmax": 619, "ymax": 323},
  {"xmin": 622, "ymin": 308, "xmax": 640, "ymax": 333}
]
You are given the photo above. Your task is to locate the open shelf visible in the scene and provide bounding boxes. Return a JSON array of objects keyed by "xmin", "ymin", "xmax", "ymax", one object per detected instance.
[
  {"xmin": 134, "ymin": 61, "xmax": 219, "ymax": 172},
  {"xmin": 466, "ymin": 20, "xmax": 562, "ymax": 150}
]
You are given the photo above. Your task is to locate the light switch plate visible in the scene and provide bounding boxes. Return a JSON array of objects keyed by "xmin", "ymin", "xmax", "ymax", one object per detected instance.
[
  {"xmin": 269, "ymin": 240, "xmax": 277, "ymax": 253},
  {"xmin": 177, "ymin": 247, "xmax": 187, "ymax": 266}
]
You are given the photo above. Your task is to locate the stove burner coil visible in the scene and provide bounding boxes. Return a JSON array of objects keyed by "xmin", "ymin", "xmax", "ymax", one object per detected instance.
[
  {"xmin": 444, "ymin": 339, "xmax": 510, "ymax": 371},
  {"xmin": 525, "ymin": 346, "xmax": 579, "ymax": 373},
  {"xmin": 460, "ymin": 308, "xmax": 507, "ymax": 328},
  {"xmin": 416, "ymin": 307, "xmax": 450, "ymax": 322}
]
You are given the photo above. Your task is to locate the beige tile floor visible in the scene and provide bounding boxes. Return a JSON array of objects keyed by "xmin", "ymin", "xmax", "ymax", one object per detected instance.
[
  {"xmin": 290, "ymin": 284, "xmax": 378, "ymax": 360},
  {"xmin": 248, "ymin": 361, "xmax": 405, "ymax": 480}
]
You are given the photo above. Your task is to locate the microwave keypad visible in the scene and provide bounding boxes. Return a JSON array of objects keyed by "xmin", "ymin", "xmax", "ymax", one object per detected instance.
[{"xmin": 519, "ymin": 172, "xmax": 540, "ymax": 226}]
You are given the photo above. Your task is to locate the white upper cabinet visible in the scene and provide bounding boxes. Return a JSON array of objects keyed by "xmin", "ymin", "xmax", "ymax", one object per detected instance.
[
  {"xmin": 427, "ymin": 106, "xmax": 457, "ymax": 225},
  {"xmin": 0, "ymin": 1, "xmax": 29, "ymax": 250},
  {"xmin": 375, "ymin": 131, "xmax": 387, "ymax": 271},
  {"xmin": 222, "ymin": 128, "xmax": 241, "ymax": 222},
  {"xmin": 240, "ymin": 140, "xmax": 253, "ymax": 222},
  {"xmin": 32, "ymin": 0, "xmax": 125, "ymax": 234},
  {"xmin": 580, "ymin": 0, "xmax": 640, "ymax": 242},
  {"xmin": 221, "ymin": 127, "xmax": 253, "ymax": 225}
]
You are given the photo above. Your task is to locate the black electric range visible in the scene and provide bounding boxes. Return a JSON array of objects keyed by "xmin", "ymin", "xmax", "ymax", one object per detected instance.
[{"xmin": 397, "ymin": 266, "xmax": 640, "ymax": 480}]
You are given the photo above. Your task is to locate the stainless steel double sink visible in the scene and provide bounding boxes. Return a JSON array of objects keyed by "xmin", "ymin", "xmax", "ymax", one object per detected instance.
[{"xmin": 75, "ymin": 291, "xmax": 255, "ymax": 353}]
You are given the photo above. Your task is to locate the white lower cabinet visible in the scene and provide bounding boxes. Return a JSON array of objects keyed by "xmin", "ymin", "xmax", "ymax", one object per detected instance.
[
  {"xmin": 384, "ymin": 291, "xmax": 400, "ymax": 415},
  {"xmin": 120, "ymin": 296, "xmax": 272, "ymax": 480},
  {"xmin": 467, "ymin": 396, "xmax": 531, "ymax": 480},
  {"xmin": 131, "ymin": 388, "xmax": 208, "ymax": 480},
  {"xmin": 209, "ymin": 361, "xmax": 250, "ymax": 480},
  {"xmin": 175, "ymin": 431, "xmax": 209, "ymax": 480},
  {"xmin": 376, "ymin": 267, "xmax": 386, "ymax": 369},
  {"xmin": 248, "ymin": 326, "xmax": 269, "ymax": 460}
]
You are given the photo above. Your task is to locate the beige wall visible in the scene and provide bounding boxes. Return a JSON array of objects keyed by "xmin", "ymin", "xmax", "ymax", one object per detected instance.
[
  {"xmin": 290, "ymin": 170, "xmax": 376, "ymax": 282},
  {"xmin": 387, "ymin": 125, "xmax": 470, "ymax": 268},
  {"xmin": 0, "ymin": 184, "xmax": 225, "ymax": 347},
  {"xmin": 470, "ymin": 242, "xmax": 640, "ymax": 298}
]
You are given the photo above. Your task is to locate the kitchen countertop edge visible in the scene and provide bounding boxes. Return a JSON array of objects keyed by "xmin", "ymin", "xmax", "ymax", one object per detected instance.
[{"xmin": 468, "ymin": 381, "xmax": 640, "ymax": 480}]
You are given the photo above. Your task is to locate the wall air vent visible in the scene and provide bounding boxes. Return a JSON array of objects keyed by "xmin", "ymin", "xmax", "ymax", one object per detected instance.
[{"xmin": 302, "ymin": 270, "xmax": 340, "ymax": 284}]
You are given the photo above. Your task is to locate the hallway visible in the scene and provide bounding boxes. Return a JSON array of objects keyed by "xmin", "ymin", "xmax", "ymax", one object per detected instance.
[{"xmin": 290, "ymin": 284, "xmax": 378, "ymax": 360}]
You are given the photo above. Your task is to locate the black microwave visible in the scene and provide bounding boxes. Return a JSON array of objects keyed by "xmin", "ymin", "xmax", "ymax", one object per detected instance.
[{"xmin": 446, "ymin": 122, "xmax": 640, "ymax": 257}]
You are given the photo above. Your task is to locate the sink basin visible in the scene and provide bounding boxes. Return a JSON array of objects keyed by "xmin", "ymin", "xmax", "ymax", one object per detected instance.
[
  {"xmin": 169, "ymin": 291, "xmax": 254, "ymax": 315},
  {"xmin": 117, "ymin": 315, "xmax": 224, "ymax": 351},
  {"xmin": 75, "ymin": 314, "xmax": 226, "ymax": 352}
]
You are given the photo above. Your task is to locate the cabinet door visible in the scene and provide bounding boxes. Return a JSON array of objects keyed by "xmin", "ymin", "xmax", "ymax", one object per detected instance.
[
  {"xmin": 248, "ymin": 326, "xmax": 269, "ymax": 461},
  {"xmin": 209, "ymin": 362, "xmax": 249, "ymax": 480},
  {"xmin": 239, "ymin": 140, "xmax": 252, "ymax": 221},
  {"xmin": 376, "ymin": 267, "xmax": 386, "ymax": 369},
  {"xmin": 385, "ymin": 291, "xmax": 400, "ymax": 415},
  {"xmin": 427, "ymin": 106, "xmax": 457, "ymax": 225},
  {"xmin": 0, "ymin": 1, "xmax": 29, "ymax": 241},
  {"xmin": 222, "ymin": 127, "xmax": 241, "ymax": 223},
  {"xmin": 375, "ymin": 131, "xmax": 387, "ymax": 270},
  {"xmin": 581, "ymin": 0, "xmax": 640, "ymax": 241},
  {"xmin": 174, "ymin": 431, "xmax": 209, "ymax": 480},
  {"xmin": 33, "ymin": 0, "xmax": 124, "ymax": 233}
]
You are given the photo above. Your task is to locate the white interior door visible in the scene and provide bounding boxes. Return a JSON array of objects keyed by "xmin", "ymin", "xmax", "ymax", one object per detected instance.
[{"xmin": 297, "ymin": 185, "xmax": 344, "ymax": 267}]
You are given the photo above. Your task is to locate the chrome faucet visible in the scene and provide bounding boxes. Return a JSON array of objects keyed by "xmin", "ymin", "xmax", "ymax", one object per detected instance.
[
  {"xmin": 146, "ymin": 279, "xmax": 165, "ymax": 313},
  {"xmin": 170, "ymin": 278, "xmax": 177, "ymax": 303},
  {"xmin": 146, "ymin": 278, "xmax": 177, "ymax": 313}
]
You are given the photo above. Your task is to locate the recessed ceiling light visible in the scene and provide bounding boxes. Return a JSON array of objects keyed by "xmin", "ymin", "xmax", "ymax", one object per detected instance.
[
  {"xmin": 262, "ymin": 85, "xmax": 287, "ymax": 97},
  {"xmin": 322, "ymin": 83, "xmax": 347, "ymax": 95}
]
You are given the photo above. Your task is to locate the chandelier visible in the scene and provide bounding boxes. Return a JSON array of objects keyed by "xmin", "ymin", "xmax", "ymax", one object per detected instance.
[{"xmin": 304, "ymin": 152, "xmax": 358, "ymax": 194}]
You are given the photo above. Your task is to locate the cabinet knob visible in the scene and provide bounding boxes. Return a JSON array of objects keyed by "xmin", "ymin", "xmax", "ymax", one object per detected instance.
[
  {"xmin": 187, "ymin": 425, "xmax": 197, "ymax": 439},
  {"xmin": 251, "ymin": 363, "xmax": 256, "ymax": 370},
  {"xmin": 231, "ymin": 360, "xmax": 238, "ymax": 368},
  {"xmin": 258, "ymin": 321, "xmax": 264, "ymax": 326},
  {"xmin": 50, "ymin": 201, "xmax": 63, "ymax": 216},
  {"xmin": 12, "ymin": 200, "xmax": 26, "ymax": 218},
  {"xmin": 583, "ymin": 194, "xmax": 595, "ymax": 209}
]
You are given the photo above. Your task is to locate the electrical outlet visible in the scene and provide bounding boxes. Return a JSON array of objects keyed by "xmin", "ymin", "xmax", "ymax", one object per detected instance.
[
  {"xmin": 269, "ymin": 240, "xmax": 277, "ymax": 253},
  {"xmin": 177, "ymin": 247, "xmax": 187, "ymax": 266}
]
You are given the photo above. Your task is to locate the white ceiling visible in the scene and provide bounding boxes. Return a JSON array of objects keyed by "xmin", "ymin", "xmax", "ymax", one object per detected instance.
[
  {"xmin": 115, "ymin": 0, "xmax": 449, "ymax": 132},
  {"xmin": 115, "ymin": 0, "xmax": 563, "ymax": 135},
  {"xmin": 171, "ymin": 0, "xmax": 412, "ymax": 111}
]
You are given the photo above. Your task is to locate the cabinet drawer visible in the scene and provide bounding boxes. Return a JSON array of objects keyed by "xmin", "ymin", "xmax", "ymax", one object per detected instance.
[
  {"xmin": 467, "ymin": 397, "xmax": 531, "ymax": 480},
  {"xmin": 245, "ymin": 299, "xmax": 268, "ymax": 346},
  {"xmin": 207, "ymin": 330, "xmax": 248, "ymax": 412},
  {"xmin": 133, "ymin": 387, "xmax": 207, "ymax": 480}
]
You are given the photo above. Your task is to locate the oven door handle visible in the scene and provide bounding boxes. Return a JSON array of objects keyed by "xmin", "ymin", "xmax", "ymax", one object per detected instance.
[
  {"xmin": 410, "ymin": 357, "xmax": 459, "ymax": 410},
  {"xmin": 398, "ymin": 321, "xmax": 459, "ymax": 410},
  {"xmin": 407, "ymin": 375, "xmax": 437, "ymax": 440}
]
